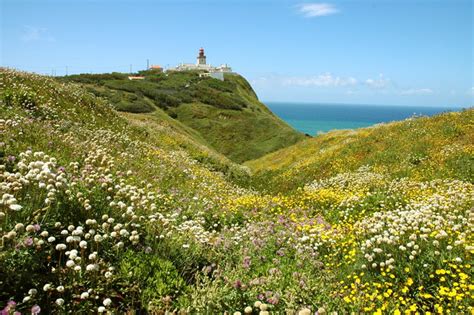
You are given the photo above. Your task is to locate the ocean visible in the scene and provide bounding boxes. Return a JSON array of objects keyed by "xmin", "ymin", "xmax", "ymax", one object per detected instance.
[{"xmin": 265, "ymin": 102, "xmax": 463, "ymax": 135}]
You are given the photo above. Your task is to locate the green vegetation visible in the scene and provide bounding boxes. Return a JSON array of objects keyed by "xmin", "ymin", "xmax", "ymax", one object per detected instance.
[
  {"xmin": 1, "ymin": 69, "xmax": 472, "ymax": 314},
  {"xmin": 61, "ymin": 70, "xmax": 305, "ymax": 162},
  {"xmin": 246, "ymin": 110, "xmax": 474, "ymax": 192}
]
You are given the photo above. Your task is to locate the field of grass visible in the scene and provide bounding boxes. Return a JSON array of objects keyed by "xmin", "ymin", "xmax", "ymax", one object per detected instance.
[
  {"xmin": 61, "ymin": 71, "xmax": 305, "ymax": 163},
  {"xmin": 0, "ymin": 69, "xmax": 472, "ymax": 314}
]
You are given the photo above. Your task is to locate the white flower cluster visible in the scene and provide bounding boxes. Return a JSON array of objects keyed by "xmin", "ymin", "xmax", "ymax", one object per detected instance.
[{"xmin": 356, "ymin": 179, "xmax": 473, "ymax": 269}]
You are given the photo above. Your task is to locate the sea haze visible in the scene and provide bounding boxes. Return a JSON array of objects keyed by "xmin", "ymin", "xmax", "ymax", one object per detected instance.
[{"xmin": 266, "ymin": 102, "xmax": 463, "ymax": 135}]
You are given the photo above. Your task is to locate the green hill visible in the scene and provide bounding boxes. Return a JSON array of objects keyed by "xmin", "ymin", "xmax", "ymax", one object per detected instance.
[
  {"xmin": 60, "ymin": 71, "xmax": 305, "ymax": 162},
  {"xmin": 1, "ymin": 69, "xmax": 472, "ymax": 314},
  {"xmin": 246, "ymin": 109, "xmax": 474, "ymax": 192}
]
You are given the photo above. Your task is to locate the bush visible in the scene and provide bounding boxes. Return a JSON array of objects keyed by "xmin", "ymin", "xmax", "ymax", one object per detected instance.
[
  {"xmin": 2, "ymin": 89, "xmax": 37, "ymax": 110},
  {"xmin": 118, "ymin": 250, "xmax": 188, "ymax": 311}
]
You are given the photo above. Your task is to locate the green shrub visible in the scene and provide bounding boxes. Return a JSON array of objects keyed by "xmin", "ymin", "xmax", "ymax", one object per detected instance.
[
  {"xmin": 118, "ymin": 250, "xmax": 188, "ymax": 311},
  {"xmin": 2, "ymin": 89, "xmax": 37, "ymax": 110}
]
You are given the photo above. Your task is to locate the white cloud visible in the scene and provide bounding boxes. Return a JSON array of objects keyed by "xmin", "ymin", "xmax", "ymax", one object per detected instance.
[
  {"xmin": 251, "ymin": 73, "xmax": 438, "ymax": 98},
  {"xmin": 21, "ymin": 26, "xmax": 55, "ymax": 42},
  {"xmin": 468, "ymin": 87, "xmax": 474, "ymax": 95},
  {"xmin": 297, "ymin": 3, "xmax": 339, "ymax": 17},
  {"xmin": 365, "ymin": 74, "xmax": 391, "ymax": 89},
  {"xmin": 283, "ymin": 73, "xmax": 357, "ymax": 87},
  {"xmin": 400, "ymin": 88, "xmax": 434, "ymax": 95}
]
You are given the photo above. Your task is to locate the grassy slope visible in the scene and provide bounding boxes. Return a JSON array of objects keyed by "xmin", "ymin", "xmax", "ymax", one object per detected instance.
[
  {"xmin": 2, "ymin": 70, "xmax": 473, "ymax": 314},
  {"xmin": 61, "ymin": 72, "xmax": 305, "ymax": 163},
  {"xmin": 246, "ymin": 109, "xmax": 474, "ymax": 192},
  {"xmin": 0, "ymin": 69, "xmax": 255, "ymax": 312}
]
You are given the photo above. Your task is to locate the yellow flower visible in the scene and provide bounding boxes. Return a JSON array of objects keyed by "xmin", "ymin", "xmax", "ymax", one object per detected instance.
[
  {"xmin": 406, "ymin": 278, "xmax": 414, "ymax": 286},
  {"xmin": 409, "ymin": 304, "xmax": 417, "ymax": 311}
]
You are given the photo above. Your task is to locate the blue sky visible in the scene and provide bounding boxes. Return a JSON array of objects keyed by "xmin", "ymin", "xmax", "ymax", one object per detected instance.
[{"xmin": 1, "ymin": 0, "xmax": 473, "ymax": 107}]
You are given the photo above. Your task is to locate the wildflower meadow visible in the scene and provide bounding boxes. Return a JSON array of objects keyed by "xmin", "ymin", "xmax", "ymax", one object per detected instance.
[{"xmin": 0, "ymin": 69, "xmax": 473, "ymax": 314}]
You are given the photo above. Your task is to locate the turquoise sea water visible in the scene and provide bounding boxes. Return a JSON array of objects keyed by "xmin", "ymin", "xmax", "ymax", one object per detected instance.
[{"xmin": 266, "ymin": 102, "xmax": 464, "ymax": 135}]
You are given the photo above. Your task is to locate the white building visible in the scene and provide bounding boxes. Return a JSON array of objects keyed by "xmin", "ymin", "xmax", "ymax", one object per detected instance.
[{"xmin": 173, "ymin": 48, "xmax": 232, "ymax": 74}]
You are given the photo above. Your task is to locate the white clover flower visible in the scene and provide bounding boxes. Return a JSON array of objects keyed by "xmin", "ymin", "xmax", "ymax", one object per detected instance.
[
  {"xmin": 28, "ymin": 288, "xmax": 37, "ymax": 296},
  {"xmin": 79, "ymin": 240, "xmax": 87, "ymax": 249},
  {"xmin": 60, "ymin": 230, "xmax": 68, "ymax": 236},
  {"xmin": 86, "ymin": 219, "xmax": 97, "ymax": 225},
  {"xmin": 98, "ymin": 306, "xmax": 106, "ymax": 313},
  {"xmin": 56, "ymin": 286, "xmax": 64, "ymax": 292},
  {"xmin": 43, "ymin": 283, "xmax": 52, "ymax": 291},
  {"xmin": 86, "ymin": 264, "xmax": 98, "ymax": 272},
  {"xmin": 66, "ymin": 236, "xmax": 74, "ymax": 243},
  {"xmin": 14, "ymin": 223, "xmax": 24, "ymax": 231},
  {"xmin": 80, "ymin": 292, "xmax": 89, "ymax": 299},
  {"xmin": 55, "ymin": 298, "xmax": 64, "ymax": 306},
  {"xmin": 26, "ymin": 225, "xmax": 36, "ymax": 233},
  {"xmin": 103, "ymin": 298, "xmax": 112, "ymax": 306},
  {"xmin": 40, "ymin": 231, "xmax": 49, "ymax": 237},
  {"xmin": 66, "ymin": 260, "xmax": 75, "ymax": 268},
  {"xmin": 9, "ymin": 204, "xmax": 22, "ymax": 211},
  {"xmin": 94, "ymin": 235, "xmax": 103, "ymax": 242},
  {"xmin": 6, "ymin": 231, "xmax": 16, "ymax": 239},
  {"xmin": 55, "ymin": 243, "xmax": 66, "ymax": 251},
  {"xmin": 105, "ymin": 271, "xmax": 112, "ymax": 278},
  {"xmin": 23, "ymin": 296, "xmax": 31, "ymax": 303}
]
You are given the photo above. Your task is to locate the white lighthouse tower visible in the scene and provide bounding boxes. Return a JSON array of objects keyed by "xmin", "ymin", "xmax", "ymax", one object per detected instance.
[{"xmin": 196, "ymin": 47, "xmax": 207, "ymax": 66}]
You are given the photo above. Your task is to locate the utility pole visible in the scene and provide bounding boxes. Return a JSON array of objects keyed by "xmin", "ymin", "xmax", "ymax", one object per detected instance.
[{"xmin": 130, "ymin": 64, "xmax": 132, "ymax": 74}]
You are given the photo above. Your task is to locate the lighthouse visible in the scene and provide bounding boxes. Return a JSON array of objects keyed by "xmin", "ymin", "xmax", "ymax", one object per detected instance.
[
  {"xmin": 173, "ymin": 48, "xmax": 232, "ymax": 74},
  {"xmin": 196, "ymin": 47, "xmax": 207, "ymax": 66}
]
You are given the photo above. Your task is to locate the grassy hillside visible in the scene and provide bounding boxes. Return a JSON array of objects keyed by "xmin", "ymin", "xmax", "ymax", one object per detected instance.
[
  {"xmin": 246, "ymin": 110, "xmax": 474, "ymax": 192},
  {"xmin": 1, "ymin": 69, "xmax": 473, "ymax": 314},
  {"xmin": 61, "ymin": 71, "xmax": 305, "ymax": 162}
]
